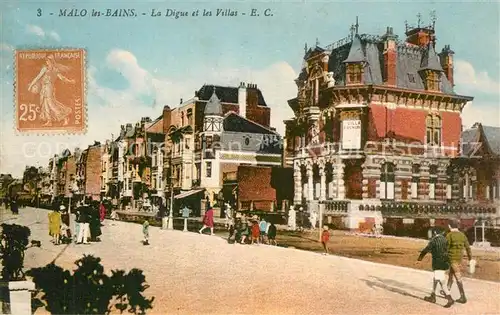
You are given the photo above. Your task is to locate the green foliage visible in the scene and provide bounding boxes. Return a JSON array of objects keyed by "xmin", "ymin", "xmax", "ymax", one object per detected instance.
[
  {"xmin": 28, "ymin": 255, "xmax": 154, "ymax": 315},
  {"xmin": 0, "ymin": 223, "xmax": 31, "ymax": 281}
]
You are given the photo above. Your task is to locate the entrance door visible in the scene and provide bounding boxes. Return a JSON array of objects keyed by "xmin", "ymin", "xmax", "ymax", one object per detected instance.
[{"xmin": 344, "ymin": 163, "xmax": 363, "ymax": 199}]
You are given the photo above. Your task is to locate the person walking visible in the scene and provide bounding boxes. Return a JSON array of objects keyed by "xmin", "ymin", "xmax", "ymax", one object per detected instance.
[
  {"xmin": 321, "ymin": 226, "xmax": 330, "ymax": 255},
  {"xmin": 143, "ymin": 220, "xmax": 150, "ymax": 245},
  {"xmin": 10, "ymin": 195, "xmax": 19, "ymax": 215},
  {"xmin": 99, "ymin": 201, "xmax": 106, "ymax": 223},
  {"xmin": 199, "ymin": 207, "xmax": 215, "ymax": 235},
  {"xmin": 445, "ymin": 220, "xmax": 472, "ymax": 304},
  {"xmin": 89, "ymin": 201, "xmax": 102, "ymax": 242},
  {"xmin": 259, "ymin": 217, "xmax": 268, "ymax": 244},
  {"xmin": 77, "ymin": 199, "xmax": 91, "ymax": 244},
  {"xmin": 267, "ymin": 222, "xmax": 277, "ymax": 246},
  {"xmin": 417, "ymin": 228, "xmax": 454, "ymax": 308},
  {"xmin": 251, "ymin": 220, "xmax": 260, "ymax": 244},
  {"xmin": 60, "ymin": 205, "xmax": 71, "ymax": 243},
  {"xmin": 48, "ymin": 206, "xmax": 62, "ymax": 245}
]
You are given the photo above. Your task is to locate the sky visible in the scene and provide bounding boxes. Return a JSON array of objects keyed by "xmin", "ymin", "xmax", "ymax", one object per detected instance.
[{"xmin": 0, "ymin": 0, "xmax": 499, "ymax": 177}]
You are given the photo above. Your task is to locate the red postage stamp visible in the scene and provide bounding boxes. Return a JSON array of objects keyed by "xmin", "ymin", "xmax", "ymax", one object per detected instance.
[{"xmin": 15, "ymin": 48, "xmax": 86, "ymax": 133}]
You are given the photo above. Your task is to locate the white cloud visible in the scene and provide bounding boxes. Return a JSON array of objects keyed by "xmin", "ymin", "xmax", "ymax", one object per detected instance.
[
  {"xmin": 455, "ymin": 59, "xmax": 500, "ymax": 95},
  {"xmin": 48, "ymin": 31, "xmax": 61, "ymax": 42},
  {"xmin": 25, "ymin": 24, "xmax": 61, "ymax": 41},
  {"xmin": 461, "ymin": 101, "xmax": 500, "ymax": 129},
  {"xmin": 0, "ymin": 49, "xmax": 297, "ymax": 177},
  {"xmin": 0, "ymin": 43, "xmax": 13, "ymax": 52},
  {"xmin": 25, "ymin": 24, "xmax": 45, "ymax": 37}
]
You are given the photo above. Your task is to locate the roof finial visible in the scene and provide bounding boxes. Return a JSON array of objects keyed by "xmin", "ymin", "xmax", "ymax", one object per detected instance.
[
  {"xmin": 355, "ymin": 16, "xmax": 359, "ymax": 35},
  {"xmin": 417, "ymin": 12, "xmax": 422, "ymax": 28},
  {"xmin": 315, "ymin": 37, "xmax": 320, "ymax": 47},
  {"xmin": 304, "ymin": 42, "xmax": 308, "ymax": 54},
  {"xmin": 430, "ymin": 10, "xmax": 437, "ymax": 29}
]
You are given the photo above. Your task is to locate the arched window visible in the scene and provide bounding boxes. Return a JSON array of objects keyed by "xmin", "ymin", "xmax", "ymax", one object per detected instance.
[
  {"xmin": 426, "ymin": 114, "xmax": 441, "ymax": 146},
  {"xmin": 380, "ymin": 162, "xmax": 395, "ymax": 200}
]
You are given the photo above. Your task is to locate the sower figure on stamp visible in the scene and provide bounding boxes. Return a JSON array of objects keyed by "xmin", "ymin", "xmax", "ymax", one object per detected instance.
[
  {"xmin": 416, "ymin": 228, "xmax": 454, "ymax": 308},
  {"xmin": 28, "ymin": 55, "xmax": 74, "ymax": 126}
]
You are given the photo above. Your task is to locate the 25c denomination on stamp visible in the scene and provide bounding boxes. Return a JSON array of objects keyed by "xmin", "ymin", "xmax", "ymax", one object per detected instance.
[{"xmin": 15, "ymin": 48, "xmax": 86, "ymax": 133}]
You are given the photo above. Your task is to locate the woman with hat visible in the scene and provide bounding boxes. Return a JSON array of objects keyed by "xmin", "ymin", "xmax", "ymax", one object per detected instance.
[{"xmin": 48, "ymin": 205, "xmax": 62, "ymax": 245}]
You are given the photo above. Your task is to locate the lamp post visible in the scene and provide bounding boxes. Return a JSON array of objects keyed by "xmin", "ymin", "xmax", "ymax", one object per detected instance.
[{"xmin": 167, "ymin": 154, "xmax": 174, "ymax": 230}]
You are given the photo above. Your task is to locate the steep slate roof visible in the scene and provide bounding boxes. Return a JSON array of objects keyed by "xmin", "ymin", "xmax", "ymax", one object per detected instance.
[
  {"xmin": 197, "ymin": 84, "xmax": 267, "ymax": 106},
  {"xmin": 419, "ymin": 43, "xmax": 444, "ymax": 72},
  {"xmin": 343, "ymin": 35, "xmax": 365, "ymax": 63},
  {"xmin": 324, "ymin": 34, "xmax": 455, "ymax": 94},
  {"xmin": 223, "ymin": 112, "xmax": 278, "ymax": 135},
  {"xmin": 461, "ymin": 124, "xmax": 500, "ymax": 157},
  {"xmin": 482, "ymin": 125, "xmax": 500, "ymax": 156},
  {"xmin": 460, "ymin": 127, "xmax": 479, "ymax": 157},
  {"xmin": 204, "ymin": 90, "xmax": 223, "ymax": 115}
]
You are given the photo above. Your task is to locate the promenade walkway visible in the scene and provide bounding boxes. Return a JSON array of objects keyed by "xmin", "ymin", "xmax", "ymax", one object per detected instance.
[{"xmin": 10, "ymin": 207, "xmax": 500, "ymax": 314}]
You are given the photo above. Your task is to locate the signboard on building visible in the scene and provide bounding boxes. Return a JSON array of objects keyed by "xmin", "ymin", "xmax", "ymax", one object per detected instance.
[{"xmin": 341, "ymin": 119, "xmax": 361, "ymax": 150}]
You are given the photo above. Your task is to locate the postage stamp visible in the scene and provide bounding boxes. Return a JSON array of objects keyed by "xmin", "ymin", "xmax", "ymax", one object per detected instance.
[{"xmin": 15, "ymin": 48, "xmax": 86, "ymax": 134}]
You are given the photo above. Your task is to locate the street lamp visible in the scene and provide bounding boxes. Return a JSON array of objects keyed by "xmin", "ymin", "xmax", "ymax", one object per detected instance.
[{"xmin": 167, "ymin": 155, "xmax": 174, "ymax": 230}]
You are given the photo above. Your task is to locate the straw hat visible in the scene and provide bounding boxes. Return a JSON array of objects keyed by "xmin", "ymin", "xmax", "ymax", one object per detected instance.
[{"xmin": 323, "ymin": 225, "xmax": 328, "ymax": 230}]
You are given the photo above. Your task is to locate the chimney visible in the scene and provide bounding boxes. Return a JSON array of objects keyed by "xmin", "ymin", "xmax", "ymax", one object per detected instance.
[
  {"xmin": 439, "ymin": 45, "xmax": 455, "ymax": 87},
  {"xmin": 180, "ymin": 98, "xmax": 183, "ymax": 104},
  {"xmin": 382, "ymin": 26, "xmax": 397, "ymax": 86},
  {"xmin": 162, "ymin": 105, "xmax": 172, "ymax": 134},
  {"xmin": 238, "ymin": 82, "xmax": 247, "ymax": 118}
]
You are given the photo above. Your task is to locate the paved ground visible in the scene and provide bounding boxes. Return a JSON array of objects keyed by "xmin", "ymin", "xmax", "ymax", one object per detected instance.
[{"xmin": 6, "ymin": 207, "xmax": 500, "ymax": 315}]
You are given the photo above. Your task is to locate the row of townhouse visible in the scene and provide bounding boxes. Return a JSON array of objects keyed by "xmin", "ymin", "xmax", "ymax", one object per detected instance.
[{"xmin": 38, "ymin": 82, "xmax": 284, "ymax": 215}]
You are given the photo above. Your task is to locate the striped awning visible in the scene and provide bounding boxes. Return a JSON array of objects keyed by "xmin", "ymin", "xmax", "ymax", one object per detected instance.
[{"xmin": 174, "ymin": 188, "xmax": 205, "ymax": 199}]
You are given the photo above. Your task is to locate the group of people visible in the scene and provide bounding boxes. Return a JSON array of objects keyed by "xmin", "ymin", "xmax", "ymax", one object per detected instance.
[
  {"xmin": 417, "ymin": 219, "xmax": 473, "ymax": 308},
  {"xmin": 228, "ymin": 216, "xmax": 277, "ymax": 245},
  {"xmin": 2, "ymin": 195, "xmax": 19, "ymax": 215},
  {"xmin": 47, "ymin": 197, "xmax": 107, "ymax": 245}
]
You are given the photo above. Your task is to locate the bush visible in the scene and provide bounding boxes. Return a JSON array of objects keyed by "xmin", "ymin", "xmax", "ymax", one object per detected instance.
[
  {"xmin": 28, "ymin": 255, "xmax": 154, "ymax": 315},
  {"xmin": 382, "ymin": 218, "xmax": 430, "ymax": 239},
  {"xmin": 0, "ymin": 223, "xmax": 31, "ymax": 281}
]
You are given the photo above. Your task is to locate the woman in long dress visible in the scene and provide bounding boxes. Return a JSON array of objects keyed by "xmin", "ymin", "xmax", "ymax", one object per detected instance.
[{"xmin": 27, "ymin": 55, "xmax": 74, "ymax": 126}]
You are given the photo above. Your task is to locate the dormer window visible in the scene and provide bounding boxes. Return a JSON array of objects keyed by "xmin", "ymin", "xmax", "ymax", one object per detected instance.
[
  {"xmin": 424, "ymin": 70, "xmax": 440, "ymax": 91},
  {"xmin": 346, "ymin": 64, "xmax": 363, "ymax": 85}
]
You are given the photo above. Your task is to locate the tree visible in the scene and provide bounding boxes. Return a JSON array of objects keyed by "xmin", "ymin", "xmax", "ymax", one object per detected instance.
[
  {"xmin": 28, "ymin": 255, "xmax": 154, "ymax": 314},
  {"xmin": 22, "ymin": 166, "xmax": 41, "ymax": 198}
]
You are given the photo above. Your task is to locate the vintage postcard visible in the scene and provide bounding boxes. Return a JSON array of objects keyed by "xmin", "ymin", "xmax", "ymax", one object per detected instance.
[{"xmin": 0, "ymin": 1, "xmax": 499, "ymax": 315}]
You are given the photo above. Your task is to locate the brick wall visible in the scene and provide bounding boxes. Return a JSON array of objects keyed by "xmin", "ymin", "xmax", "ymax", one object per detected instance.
[
  {"xmin": 85, "ymin": 146, "xmax": 102, "ymax": 199},
  {"xmin": 237, "ymin": 166, "xmax": 275, "ymax": 204}
]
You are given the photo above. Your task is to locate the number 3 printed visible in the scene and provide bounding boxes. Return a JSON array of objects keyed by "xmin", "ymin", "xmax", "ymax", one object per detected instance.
[{"xmin": 37, "ymin": 8, "xmax": 42, "ymax": 17}]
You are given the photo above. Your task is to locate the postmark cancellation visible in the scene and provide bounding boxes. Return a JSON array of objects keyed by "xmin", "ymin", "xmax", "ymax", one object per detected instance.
[{"xmin": 15, "ymin": 48, "xmax": 86, "ymax": 134}]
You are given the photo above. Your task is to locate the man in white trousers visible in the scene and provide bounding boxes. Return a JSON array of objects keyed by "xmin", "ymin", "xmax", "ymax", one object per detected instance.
[{"xmin": 77, "ymin": 198, "xmax": 91, "ymax": 244}]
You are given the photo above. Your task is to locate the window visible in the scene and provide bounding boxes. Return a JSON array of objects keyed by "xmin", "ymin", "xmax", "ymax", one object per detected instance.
[
  {"xmin": 380, "ymin": 162, "xmax": 395, "ymax": 200},
  {"xmin": 411, "ymin": 164, "xmax": 420, "ymax": 199},
  {"xmin": 429, "ymin": 165, "xmax": 438, "ymax": 200},
  {"xmin": 205, "ymin": 136, "xmax": 213, "ymax": 149},
  {"xmin": 347, "ymin": 64, "xmax": 363, "ymax": 84},
  {"xmin": 181, "ymin": 112, "xmax": 185, "ymax": 126},
  {"xmin": 425, "ymin": 70, "xmax": 440, "ymax": 91},
  {"xmin": 426, "ymin": 114, "xmax": 441, "ymax": 146},
  {"xmin": 206, "ymin": 161, "xmax": 212, "ymax": 178},
  {"xmin": 407, "ymin": 73, "xmax": 416, "ymax": 83},
  {"xmin": 187, "ymin": 109, "xmax": 193, "ymax": 125}
]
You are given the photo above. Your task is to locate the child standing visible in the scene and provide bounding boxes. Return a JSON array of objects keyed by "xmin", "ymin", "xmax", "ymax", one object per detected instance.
[
  {"xmin": 267, "ymin": 222, "xmax": 277, "ymax": 246},
  {"xmin": 321, "ymin": 226, "xmax": 330, "ymax": 255},
  {"xmin": 143, "ymin": 220, "xmax": 150, "ymax": 245},
  {"xmin": 251, "ymin": 221, "xmax": 260, "ymax": 244}
]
